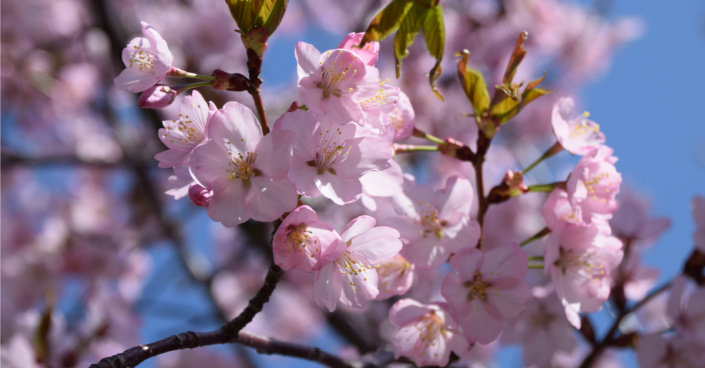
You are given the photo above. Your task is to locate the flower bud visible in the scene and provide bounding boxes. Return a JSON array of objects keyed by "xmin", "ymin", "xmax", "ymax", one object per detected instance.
[
  {"xmin": 188, "ymin": 184, "xmax": 212, "ymax": 208},
  {"xmin": 138, "ymin": 84, "xmax": 177, "ymax": 109},
  {"xmin": 211, "ymin": 69, "xmax": 251, "ymax": 91}
]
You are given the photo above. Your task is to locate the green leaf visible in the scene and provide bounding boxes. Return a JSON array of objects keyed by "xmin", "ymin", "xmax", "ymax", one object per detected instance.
[
  {"xmin": 521, "ymin": 87, "xmax": 551, "ymax": 107},
  {"xmin": 258, "ymin": 0, "xmax": 288, "ymax": 36},
  {"xmin": 362, "ymin": 0, "xmax": 414, "ymax": 44},
  {"xmin": 422, "ymin": 4, "xmax": 445, "ymax": 100},
  {"xmin": 225, "ymin": 0, "xmax": 264, "ymax": 32},
  {"xmin": 362, "ymin": 0, "xmax": 446, "ymax": 98},
  {"xmin": 456, "ymin": 51, "xmax": 490, "ymax": 116},
  {"xmin": 491, "ymin": 95, "xmax": 521, "ymax": 124},
  {"xmin": 393, "ymin": 3, "xmax": 425, "ymax": 78}
]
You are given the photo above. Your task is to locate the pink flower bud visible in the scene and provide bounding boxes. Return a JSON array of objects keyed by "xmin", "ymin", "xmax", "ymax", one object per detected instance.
[
  {"xmin": 138, "ymin": 85, "xmax": 177, "ymax": 109},
  {"xmin": 188, "ymin": 184, "xmax": 211, "ymax": 208}
]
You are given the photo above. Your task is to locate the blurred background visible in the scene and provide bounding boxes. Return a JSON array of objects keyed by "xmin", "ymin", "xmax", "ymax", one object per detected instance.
[{"xmin": 2, "ymin": 0, "xmax": 704, "ymax": 367}]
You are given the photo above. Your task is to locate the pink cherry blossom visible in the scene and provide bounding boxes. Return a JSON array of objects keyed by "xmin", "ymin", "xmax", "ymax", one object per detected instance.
[
  {"xmin": 376, "ymin": 254, "xmax": 415, "ymax": 300},
  {"xmin": 272, "ymin": 205, "xmax": 340, "ymax": 273},
  {"xmin": 504, "ymin": 287, "xmax": 577, "ymax": 367},
  {"xmin": 359, "ymin": 160, "xmax": 404, "ymax": 211},
  {"xmin": 620, "ymin": 252, "xmax": 659, "ymax": 301},
  {"xmin": 610, "ymin": 187, "xmax": 671, "ymax": 247},
  {"xmin": 385, "ymin": 176, "xmax": 481, "ymax": 269},
  {"xmin": 566, "ymin": 145, "xmax": 622, "ymax": 223},
  {"xmin": 441, "ymin": 244, "xmax": 532, "ymax": 344},
  {"xmin": 189, "ymin": 102, "xmax": 298, "ymax": 227},
  {"xmin": 273, "ymin": 110, "xmax": 392, "ymax": 205},
  {"xmin": 544, "ymin": 221, "xmax": 623, "ymax": 323},
  {"xmin": 337, "ymin": 32, "xmax": 379, "ymax": 66},
  {"xmin": 313, "ymin": 216, "xmax": 402, "ymax": 311},
  {"xmin": 155, "ymin": 90, "xmax": 216, "ymax": 169},
  {"xmin": 388, "ymin": 299, "xmax": 468, "ymax": 367},
  {"xmin": 542, "ymin": 188, "xmax": 586, "ymax": 231},
  {"xmin": 114, "ymin": 21, "xmax": 174, "ymax": 93},
  {"xmin": 551, "ymin": 97, "xmax": 605, "ymax": 155},
  {"xmin": 667, "ymin": 276, "xmax": 705, "ymax": 340},
  {"xmin": 382, "ymin": 90, "xmax": 415, "ymax": 140},
  {"xmin": 637, "ymin": 333, "xmax": 705, "ymax": 368},
  {"xmin": 137, "ymin": 84, "xmax": 177, "ymax": 109},
  {"xmin": 692, "ymin": 196, "xmax": 705, "ymax": 252},
  {"xmin": 295, "ymin": 42, "xmax": 396, "ymax": 124}
]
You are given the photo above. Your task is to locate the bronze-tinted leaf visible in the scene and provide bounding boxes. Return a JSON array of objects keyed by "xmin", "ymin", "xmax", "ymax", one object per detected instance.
[{"xmin": 457, "ymin": 51, "xmax": 490, "ymax": 116}]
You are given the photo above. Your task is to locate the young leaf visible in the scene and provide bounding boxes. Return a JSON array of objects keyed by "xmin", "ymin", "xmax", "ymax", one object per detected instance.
[
  {"xmin": 422, "ymin": 4, "xmax": 445, "ymax": 100},
  {"xmin": 362, "ymin": 0, "xmax": 414, "ymax": 44},
  {"xmin": 225, "ymin": 0, "xmax": 264, "ymax": 32},
  {"xmin": 501, "ymin": 31, "xmax": 528, "ymax": 85},
  {"xmin": 362, "ymin": 0, "xmax": 446, "ymax": 99},
  {"xmin": 258, "ymin": 0, "xmax": 288, "ymax": 36},
  {"xmin": 456, "ymin": 51, "xmax": 490, "ymax": 117},
  {"xmin": 393, "ymin": 3, "xmax": 425, "ymax": 78}
]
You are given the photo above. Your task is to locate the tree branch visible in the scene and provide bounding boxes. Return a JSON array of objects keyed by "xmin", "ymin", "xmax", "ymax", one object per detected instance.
[
  {"xmin": 89, "ymin": 329, "xmax": 355, "ymax": 368},
  {"xmin": 90, "ymin": 263, "xmax": 295, "ymax": 368}
]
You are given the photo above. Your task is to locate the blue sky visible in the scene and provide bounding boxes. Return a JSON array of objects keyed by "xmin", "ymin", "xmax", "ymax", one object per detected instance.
[{"xmin": 582, "ymin": 0, "xmax": 705, "ymax": 280}]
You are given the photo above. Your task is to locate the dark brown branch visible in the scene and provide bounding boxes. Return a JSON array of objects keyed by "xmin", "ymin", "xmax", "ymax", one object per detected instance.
[
  {"xmin": 222, "ymin": 262, "xmax": 283, "ymax": 337},
  {"xmin": 89, "ymin": 329, "xmax": 354, "ymax": 368},
  {"xmin": 90, "ymin": 263, "xmax": 291, "ymax": 368},
  {"xmin": 1, "ymin": 152, "xmax": 129, "ymax": 168}
]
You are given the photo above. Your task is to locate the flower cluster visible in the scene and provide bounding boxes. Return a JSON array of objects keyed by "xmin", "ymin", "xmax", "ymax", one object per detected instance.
[
  {"xmin": 130, "ymin": 23, "xmax": 631, "ymax": 365},
  {"xmin": 542, "ymin": 97, "xmax": 624, "ymax": 327},
  {"xmin": 10, "ymin": 0, "xmax": 700, "ymax": 367}
]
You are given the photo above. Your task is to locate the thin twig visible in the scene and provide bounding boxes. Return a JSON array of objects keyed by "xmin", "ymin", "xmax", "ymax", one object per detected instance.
[{"xmin": 578, "ymin": 281, "xmax": 672, "ymax": 368}]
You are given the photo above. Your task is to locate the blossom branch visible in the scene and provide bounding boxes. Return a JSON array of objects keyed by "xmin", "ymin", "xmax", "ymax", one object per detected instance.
[
  {"xmin": 90, "ymin": 262, "xmax": 288, "ymax": 368},
  {"xmin": 89, "ymin": 329, "xmax": 354, "ymax": 368}
]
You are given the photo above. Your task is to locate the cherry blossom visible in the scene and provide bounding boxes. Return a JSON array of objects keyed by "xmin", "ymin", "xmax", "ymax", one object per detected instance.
[
  {"xmin": 619, "ymin": 252, "xmax": 659, "ymax": 301},
  {"xmin": 155, "ymin": 90, "xmax": 216, "ymax": 168},
  {"xmin": 114, "ymin": 21, "xmax": 174, "ymax": 93},
  {"xmin": 382, "ymin": 90, "xmax": 415, "ymax": 140},
  {"xmin": 551, "ymin": 96, "xmax": 605, "ymax": 155},
  {"xmin": 544, "ymin": 221, "xmax": 623, "ymax": 325},
  {"xmin": 504, "ymin": 287, "xmax": 577, "ymax": 367},
  {"xmin": 637, "ymin": 333, "xmax": 705, "ymax": 368},
  {"xmin": 610, "ymin": 188, "xmax": 671, "ymax": 247},
  {"xmin": 441, "ymin": 244, "xmax": 532, "ymax": 344},
  {"xmin": 295, "ymin": 42, "xmax": 397, "ymax": 125},
  {"xmin": 385, "ymin": 176, "xmax": 480, "ymax": 269},
  {"xmin": 137, "ymin": 84, "xmax": 178, "ymax": 109},
  {"xmin": 667, "ymin": 276, "xmax": 705, "ymax": 340},
  {"xmin": 313, "ymin": 216, "xmax": 402, "ymax": 311},
  {"xmin": 272, "ymin": 205, "xmax": 340, "ymax": 273},
  {"xmin": 388, "ymin": 299, "xmax": 468, "ymax": 367},
  {"xmin": 273, "ymin": 110, "xmax": 392, "ymax": 205},
  {"xmin": 566, "ymin": 145, "xmax": 622, "ymax": 223},
  {"xmin": 336, "ymin": 32, "xmax": 379, "ymax": 66},
  {"xmin": 189, "ymin": 102, "xmax": 298, "ymax": 226},
  {"xmin": 376, "ymin": 254, "xmax": 415, "ymax": 300},
  {"xmin": 542, "ymin": 188, "xmax": 586, "ymax": 231}
]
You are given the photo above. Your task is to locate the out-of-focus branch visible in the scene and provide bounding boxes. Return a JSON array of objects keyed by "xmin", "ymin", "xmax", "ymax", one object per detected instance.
[
  {"xmin": 578, "ymin": 280, "xmax": 672, "ymax": 368},
  {"xmin": 1, "ymin": 151, "xmax": 128, "ymax": 168}
]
